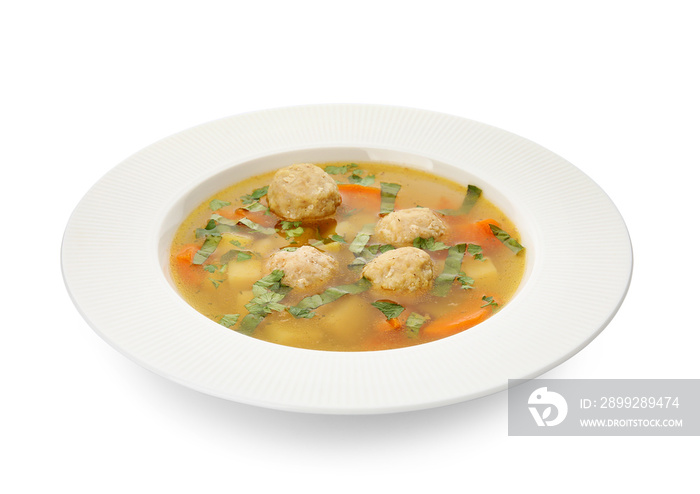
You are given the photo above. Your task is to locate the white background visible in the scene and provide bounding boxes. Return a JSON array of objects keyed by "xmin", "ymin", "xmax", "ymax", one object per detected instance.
[{"xmin": 2, "ymin": 1, "xmax": 698, "ymax": 492}]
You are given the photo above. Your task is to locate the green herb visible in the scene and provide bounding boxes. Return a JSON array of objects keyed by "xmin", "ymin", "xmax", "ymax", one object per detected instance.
[
  {"xmin": 281, "ymin": 247, "xmax": 298, "ymax": 252},
  {"xmin": 252, "ymin": 269, "xmax": 287, "ymax": 293},
  {"xmin": 220, "ymin": 249, "xmax": 254, "ymax": 263},
  {"xmin": 192, "ymin": 235, "xmax": 221, "ymax": 265},
  {"xmin": 237, "ymin": 270, "xmax": 292, "ymax": 334},
  {"xmin": 348, "ymin": 170, "xmax": 375, "ymax": 186},
  {"xmin": 238, "ymin": 217, "xmax": 277, "ymax": 235},
  {"xmin": 347, "ymin": 256, "xmax": 369, "ymax": 271},
  {"xmin": 379, "ymin": 182, "xmax": 401, "ymax": 215},
  {"xmin": 406, "ymin": 312, "xmax": 428, "ymax": 338},
  {"xmin": 349, "ymin": 224, "xmax": 375, "ymax": 254},
  {"xmin": 218, "ymin": 314, "xmax": 240, "ymax": 328},
  {"xmin": 240, "ymin": 201, "xmax": 269, "ymax": 213},
  {"xmin": 456, "ymin": 271, "xmax": 475, "ymax": 290},
  {"xmin": 195, "ymin": 218, "xmax": 237, "ymax": 238},
  {"xmin": 240, "ymin": 186, "xmax": 269, "ymax": 205},
  {"xmin": 290, "ymin": 278, "xmax": 372, "ymax": 317},
  {"xmin": 288, "ymin": 307, "xmax": 315, "ymax": 319},
  {"xmin": 209, "ymin": 199, "xmax": 231, "ymax": 211},
  {"xmin": 432, "ymin": 243, "xmax": 467, "ymax": 297},
  {"xmin": 467, "ymin": 243, "xmax": 484, "ymax": 261},
  {"xmin": 209, "ymin": 278, "xmax": 223, "ymax": 288},
  {"xmin": 488, "ymin": 224, "xmax": 524, "ymax": 254},
  {"xmin": 329, "ymin": 234, "xmax": 346, "ymax": 243},
  {"xmin": 280, "ymin": 221, "xmax": 305, "ymax": 239},
  {"xmin": 412, "ymin": 237, "xmax": 450, "ymax": 251},
  {"xmin": 481, "ymin": 295, "xmax": 499, "ymax": 309},
  {"xmin": 438, "ymin": 185, "xmax": 483, "ymax": 216},
  {"xmin": 371, "ymin": 301, "xmax": 405, "ymax": 320},
  {"xmin": 324, "ymin": 163, "xmax": 358, "ymax": 175},
  {"xmin": 238, "ymin": 314, "xmax": 265, "ymax": 335},
  {"xmin": 203, "ymin": 264, "xmax": 227, "ymax": 273},
  {"xmin": 245, "ymin": 291, "xmax": 287, "ymax": 315},
  {"xmin": 363, "ymin": 244, "xmax": 394, "ymax": 255}
]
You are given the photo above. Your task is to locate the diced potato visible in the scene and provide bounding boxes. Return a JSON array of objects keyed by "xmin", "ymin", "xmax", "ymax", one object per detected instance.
[
  {"xmin": 316, "ymin": 296, "xmax": 369, "ymax": 344},
  {"xmin": 334, "ymin": 221, "xmax": 354, "ymax": 237},
  {"xmin": 263, "ymin": 321, "xmax": 324, "ymax": 348},
  {"xmin": 461, "ymin": 256, "xmax": 498, "ymax": 282},
  {"xmin": 222, "ymin": 233, "xmax": 254, "ymax": 248},
  {"xmin": 317, "ymin": 241, "xmax": 342, "ymax": 253},
  {"xmin": 226, "ymin": 259, "xmax": 263, "ymax": 286}
]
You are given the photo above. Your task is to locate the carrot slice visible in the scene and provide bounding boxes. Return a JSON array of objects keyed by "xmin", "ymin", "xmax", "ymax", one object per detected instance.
[
  {"xmin": 338, "ymin": 184, "xmax": 381, "ymax": 211},
  {"xmin": 446, "ymin": 218, "xmax": 502, "ymax": 249},
  {"xmin": 174, "ymin": 244, "xmax": 207, "ymax": 286},
  {"xmin": 421, "ymin": 306, "xmax": 491, "ymax": 339}
]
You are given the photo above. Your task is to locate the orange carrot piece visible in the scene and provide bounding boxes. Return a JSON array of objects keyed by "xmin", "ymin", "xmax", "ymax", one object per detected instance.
[
  {"xmin": 421, "ymin": 306, "xmax": 491, "ymax": 339},
  {"xmin": 338, "ymin": 183, "xmax": 381, "ymax": 211},
  {"xmin": 446, "ymin": 217, "xmax": 502, "ymax": 249},
  {"xmin": 174, "ymin": 244, "xmax": 207, "ymax": 286}
]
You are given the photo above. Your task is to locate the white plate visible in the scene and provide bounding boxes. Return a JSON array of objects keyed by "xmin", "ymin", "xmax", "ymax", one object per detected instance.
[{"xmin": 62, "ymin": 105, "xmax": 632, "ymax": 414}]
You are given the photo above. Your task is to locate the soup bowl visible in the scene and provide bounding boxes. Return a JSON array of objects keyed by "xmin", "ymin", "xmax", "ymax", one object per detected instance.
[{"xmin": 62, "ymin": 105, "xmax": 632, "ymax": 413}]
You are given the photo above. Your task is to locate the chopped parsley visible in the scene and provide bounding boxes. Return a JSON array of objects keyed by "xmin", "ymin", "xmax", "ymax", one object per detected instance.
[
  {"xmin": 240, "ymin": 186, "xmax": 269, "ymax": 205},
  {"xmin": 237, "ymin": 217, "xmax": 276, "ymax": 235},
  {"xmin": 413, "ymin": 237, "xmax": 449, "ymax": 251},
  {"xmin": 329, "ymin": 234, "xmax": 346, "ymax": 243},
  {"xmin": 220, "ymin": 249, "xmax": 254, "ymax": 263},
  {"xmin": 456, "ymin": 271, "xmax": 475, "ymax": 290},
  {"xmin": 489, "ymin": 224, "xmax": 525, "ymax": 254},
  {"xmin": 405, "ymin": 312, "xmax": 428, "ymax": 338},
  {"xmin": 349, "ymin": 224, "xmax": 375, "ymax": 254},
  {"xmin": 192, "ymin": 235, "xmax": 221, "ymax": 265},
  {"xmin": 218, "ymin": 314, "xmax": 240, "ymax": 328},
  {"xmin": 467, "ymin": 243, "xmax": 484, "ymax": 261},
  {"xmin": 236, "ymin": 270, "xmax": 292, "ymax": 334},
  {"xmin": 432, "ymin": 243, "xmax": 467, "ymax": 297},
  {"xmin": 379, "ymin": 182, "xmax": 401, "ymax": 215},
  {"xmin": 481, "ymin": 295, "xmax": 499, "ymax": 309},
  {"xmin": 324, "ymin": 163, "xmax": 358, "ymax": 175},
  {"xmin": 280, "ymin": 221, "xmax": 305, "ymax": 240},
  {"xmin": 290, "ymin": 278, "xmax": 372, "ymax": 318},
  {"xmin": 371, "ymin": 300, "xmax": 405, "ymax": 320},
  {"xmin": 209, "ymin": 199, "xmax": 231, "ymax": 211},
  {"xmin": 438, "ymin": 185, "xmax": 483, "ymax": 216},
  {"xmin": 348, "ymin": 169, "xmax": 375, "ymax": 186}
]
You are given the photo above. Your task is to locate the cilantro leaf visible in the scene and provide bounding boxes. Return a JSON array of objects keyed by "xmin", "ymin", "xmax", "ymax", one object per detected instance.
[
  {"xmin": 488, "ymin": 224, "xmax": 525, "ymax": 254},
  {"xmin": 456, "ymin": 271, "xmax": 475, "ymax": 290},
  {"xmin": 209, "ymin": 199, "xmax": 231, "ymax": 211},
  {"xmin": 438, "ymin": 185, "xmax": 483, "ymax": 216},
  {"xmin": 379, "ymin": 182, "xmax": 401, "ymax": 215},
  {"xmin": 324, "ymin": 163, "xmax": 358, "ymax": 175},
  {"xmin": 412, "ymin": 237, "xmax": 450, "ymax": 251},
  {"xmin": 467, "ymin": 243, "xmax": 484, "ymax": 261},
  {"xmin": 405, "ymin": 312, "xmax": 428, "ymax": 338},
  {"xmin": 481, "ymin": 295, "xmax": 499, "ymax": 309},
  {"xmin": 432, "ymin": 243, "xmax": 467, "ymax": 297},
  {"xmin": 288, "ymin": 307, "xmax": 315, "ymax": 319},
  {"xmin": 348, "ymin": 171, "xmax": 375, "ymax": 186},
  {"xmin": 240, "ymin": 186, "xmax": 269, "ymax": 205},
  {"xmin": 219, "ymin": 314, "xmax": 240, "ymax": 328},
  {"xmin": 371, "ymin": 300, "xmax": 405, "ymax": 320},
  {"xmin": 192, "ymin": 235, "xmax": 221, "ymax": 265},
  {"xmin": 329, "ymin": 234, "xmax": 346, "ymax": 243}
]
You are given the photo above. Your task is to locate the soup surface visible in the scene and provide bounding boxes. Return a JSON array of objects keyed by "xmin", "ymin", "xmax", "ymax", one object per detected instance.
[{"xmin": 170, "ymin": 162, "xmax": 526, "ymax": 351}]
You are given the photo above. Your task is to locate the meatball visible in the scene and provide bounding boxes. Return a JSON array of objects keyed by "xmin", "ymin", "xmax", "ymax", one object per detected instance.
[
  {"xmin": 267, "ymin": 163, "xmax": 342, "ymax": 221},
  {"xmin": 264, "ymin": 246, "xmax": 338, "ymax": 289},
  {"xmin": 362, "ymin": 247, "xmax": 437, "ymax": 292},
  {"xmin": 374, "ymin": 207, "xmax": 447, "ymax": 246}
]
